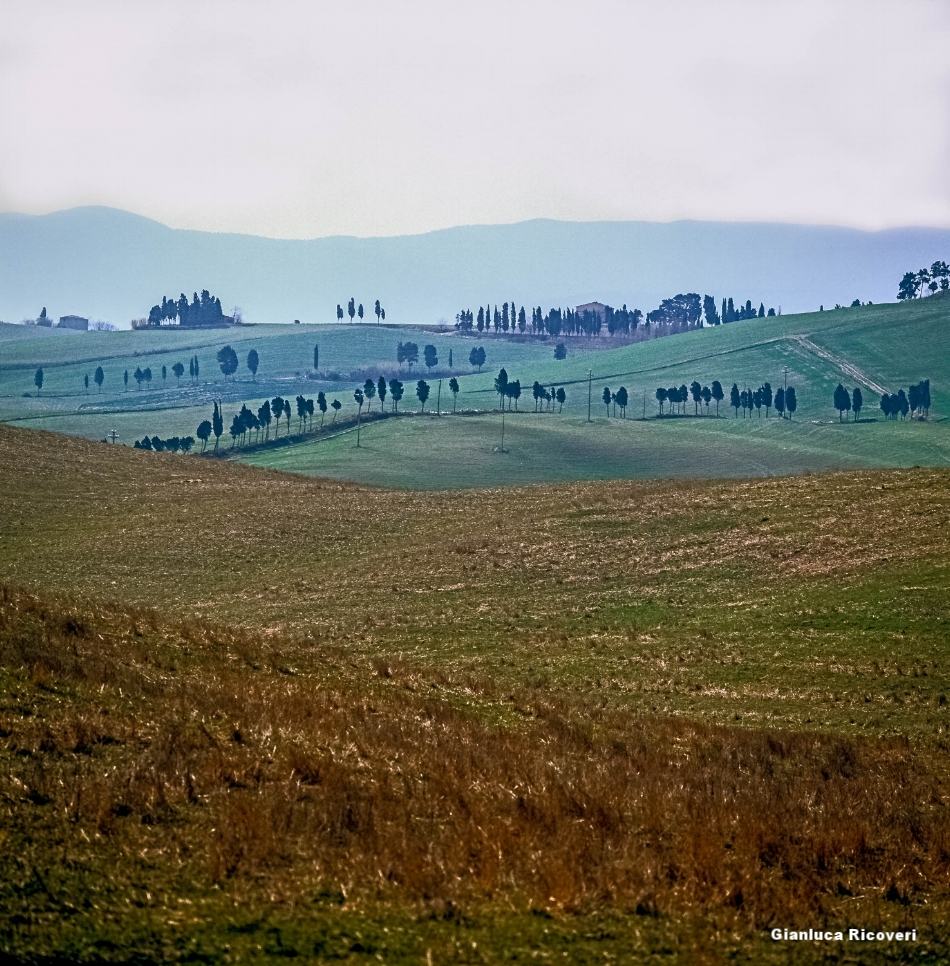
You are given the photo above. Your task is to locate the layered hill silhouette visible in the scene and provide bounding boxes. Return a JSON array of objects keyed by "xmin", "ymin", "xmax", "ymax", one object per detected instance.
[{"xmin": 1, "ymin": 206, "xmax": 948, "ymax": 327}]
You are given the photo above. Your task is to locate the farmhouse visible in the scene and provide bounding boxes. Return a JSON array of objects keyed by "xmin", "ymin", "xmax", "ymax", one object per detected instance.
[
  {"xmin": 57, "ymin": 315, "xmax": 88, "ymax": 331},
  {"xmin": 575, "ymin": 301, "xmax": 606, "ymax": 318}
]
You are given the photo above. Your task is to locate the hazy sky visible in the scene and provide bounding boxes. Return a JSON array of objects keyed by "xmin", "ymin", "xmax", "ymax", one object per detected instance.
[{"xmin": 2, "ymin": 1, "xmax": 949, "ymax": 238}]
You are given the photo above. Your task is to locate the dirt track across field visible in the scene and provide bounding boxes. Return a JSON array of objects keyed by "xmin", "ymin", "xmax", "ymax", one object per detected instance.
[{"xmin": 792, "ymin": 335, "xmax": 890, "ymax": 395}]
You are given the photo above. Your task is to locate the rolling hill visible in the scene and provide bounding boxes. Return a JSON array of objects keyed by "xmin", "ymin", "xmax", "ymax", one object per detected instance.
[
  {"xmin": 239, "ymin": 296, "xmax": 950, "ymax": 486},
  {"xmin": 1, "ymin": 421, "xmax": 949, "ymax": 962},
  {"xmin": 2, "ymin": 294, "xmax": 948, "ymax": 488}
]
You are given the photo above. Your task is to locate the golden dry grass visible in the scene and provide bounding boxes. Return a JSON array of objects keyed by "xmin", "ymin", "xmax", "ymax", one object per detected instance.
[
  {"xmin": 3, "ymin": 585, "xmax": 948, "ymax": 936},
  {"xmin": 3, "ymin": 424, "xmax": 950, "ymax": 960}
]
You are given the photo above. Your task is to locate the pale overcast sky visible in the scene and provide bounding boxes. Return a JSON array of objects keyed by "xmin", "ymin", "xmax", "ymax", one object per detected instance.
[{"xmin": 1, "ymin": 0, "xmax": 948, "ymax": 238}]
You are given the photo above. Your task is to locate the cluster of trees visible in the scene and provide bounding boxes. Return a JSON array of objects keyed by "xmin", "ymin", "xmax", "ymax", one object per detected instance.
[
  {"xmin": 133, "ymin": 435, "xmax": 195, "ymax": 452},
  {"xmin": 493, "ymin": 369, "xmax": 520, "ymax": 408},
  {"xmin": 535, "ymin": 382, "xmax": 567, "ymax": 412},
  {"xmin": 194, "ymin": 391, "xmax": 358, "ymax": 452},
  {"xmin": 654, "ymin": 381, "xmax": 725, "ymax": 415},
  {"xmin": 214, "ymin": 345, "xmax": 260, "ymax": 381},
  {"xmin": 909, "ymin": 380, "xmax": 931, "ymax": 418},
  {"xmin": 879, "ymin": 380, "xmax": 931, "ymax": 421},
  {"xmin": 132, "ymin": 366, "xmax": 153, "ymax": 389},
  {"xmin": 833, "ymin": 385, "xmax": 863, "ymax": 421},
  {"xmin": 458, "ymin": 303, "xmax": 639, "ymax": 338},
  {"xmin": 833, "ymin": 380, "xmax": 931, "ymax": 422},
  {"xmin": 716, "ymin": 298, "xmax": 776, "ymax": 324},
  {"xmin": 898, "ymin": 262, "xmax": 949, "ymax": 300},
  {"xmin": 602, "ymin": 386, "xmax": 628, "ymax": 416},
  {"xmin": 144, "ymin": 291, "xmax": 229, "ymax": 328},
  {"xmin": 394, "ymin": 342, "xmax": 458, "ymax": 372},
  {"xmin": 455, "ymin": 294, "xmax": 776, "ymax": 341},
  {"xmin": 489, "ymin": 368, "xmax": 566, "ymax": 411},
  {"xmin": 396, "ymin": 342, "xmax": 419, "ymax": 369},
  {"xmin": 653, "ymin": 381, "xmax": 796, "ymax": 418},
  {"xmin": 724, "ymin": 382, "xmax": 797, "ymax": 418},
  {"xmin": 337, "ymin": 299, "xmax": 385, "ymax": 324},
  {"xmin": 880, "ymin": 391, "xmax": 908, "ymax": 420}
]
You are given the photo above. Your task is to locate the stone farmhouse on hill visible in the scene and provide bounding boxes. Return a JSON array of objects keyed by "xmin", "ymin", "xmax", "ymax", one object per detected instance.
[
  {"xmin": 575, "ymin": 301, "xmax": 606, "ymax": 318},
  {"xmin": 57, "ymin": 315, "xmax": 88, "ymax": 331}
]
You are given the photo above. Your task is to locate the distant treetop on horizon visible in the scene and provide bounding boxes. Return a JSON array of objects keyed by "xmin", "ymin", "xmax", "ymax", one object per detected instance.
[
  {"xmin": 898, "ymin": 261, "xmax": 949, "ymax": 301},
  {"xmin": 136, "ymin": 290, "xmax": 232, "ymax": 329}
]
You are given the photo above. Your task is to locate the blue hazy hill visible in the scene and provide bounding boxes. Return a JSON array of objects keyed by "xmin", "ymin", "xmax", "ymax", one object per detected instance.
[{"xmin": 1, "ymin": 206, "xmax": 948, "ymax": 327}]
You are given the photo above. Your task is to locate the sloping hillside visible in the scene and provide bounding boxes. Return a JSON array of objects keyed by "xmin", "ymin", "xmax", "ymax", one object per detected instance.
[
  {"xmin": 242, "ymin": 295, "xmax": 950, "ymax": 487},
  {"xmin": 1, "ymin": 423, "xmax": 949, "ymax": 961},
  {"xmin": 2, "ymin": 295, "xmax": 948, "ymax": 487}
]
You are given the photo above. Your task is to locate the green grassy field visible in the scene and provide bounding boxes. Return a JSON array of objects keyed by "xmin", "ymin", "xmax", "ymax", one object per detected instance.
[
  {"xmin": 0, "ymin": 320, "xmax": 560, "ymax": 444},
  {"xmin": 240, "ymin": 405, "xmax": 948, "ymax": 489},
  {"xmin": 3, "ymin": 296, "xmax": 949, "ymax": 489}
]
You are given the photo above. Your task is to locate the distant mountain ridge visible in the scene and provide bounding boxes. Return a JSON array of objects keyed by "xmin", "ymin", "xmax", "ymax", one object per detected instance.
[{"xmin": 2, "ymin": 206, "xmax": 949, "ymax": 328}]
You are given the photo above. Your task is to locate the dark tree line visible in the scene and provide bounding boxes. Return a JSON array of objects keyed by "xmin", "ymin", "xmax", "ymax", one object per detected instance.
[
  {"xmin": 833, "ymin": 384, "xmax": 862, "ymax": 421},
  {"xmin": 773, "ymin": 386, "xmax": 796, "ymax": 418},
  {"xmin": 718, "ymin": 298, "xmax": 776, "ymax": 323},
  {"xmin": 656, "ymin": 381, "xmax": 726, "ymax": 416},
  {"xmin": 908, "ymin": 380, "xmax": 931, "ymax": 418},
  {"xmin": 721, "ymin": 381, "xmax": 796, "ymax": 419},
  {"xmin": 879, "ymin": 380, "xmax": 931, "ymax": 420},
  {"xmin": 134, "ymin": 435, "xmax": 195, "ymax": 452},
  {"xmin": 194, "ymin": 384, "xmax": 404, "ymax": 454},
  {"xmin": 132, "ymin": 366, "xmax": 153, "ymax": 389},
  {"xmin": 832, "ymin": 380, "xmax": 931, "ymax": 422},
  {"xmin": 880, "ymin": 391, "xmax": 908, "ymax": 420},
  {"xmin": 144, "ymin": 290, "xmax": 228, "ymax": 328},
  {"xmin": 602, "ymin": 386, "xmax": 628, "ymax": 417},
  {"xmin": 487, "ymin": 368, "xmax": 566, "ymax": 412},
  {"xmin": 534, "ymin": 382, "xmax": 566, "ymax": 412},
  {"xmin": 455, "ymin": 293, "xmax": 776, "ymax": 342}
]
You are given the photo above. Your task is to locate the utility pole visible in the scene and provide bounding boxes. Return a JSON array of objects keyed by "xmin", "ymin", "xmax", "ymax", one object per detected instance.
[
  {"xmin": 437, "ymin": 379, "xmax": 442, "ymax": 416},
  {"xmin": 587, "ymin": 369, "xmax": 593, "ymax": 422},
  {"xmin": 108, "ymin": 429, "xmax": 119, "ymax": 444},
  {"xmin": 500, "ymin": 406, "xmax": 506, "ymax": 453}
]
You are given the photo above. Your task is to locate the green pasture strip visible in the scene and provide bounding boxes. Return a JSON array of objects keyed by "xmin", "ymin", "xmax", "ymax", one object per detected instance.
[{"xmin": 238, "ymin": 408, "xmax": 950, "ymax": 489}]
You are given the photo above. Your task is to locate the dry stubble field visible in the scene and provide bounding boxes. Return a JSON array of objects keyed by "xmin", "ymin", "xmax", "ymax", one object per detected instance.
[{"xmin": 1, "ymin": 423, "xmax": 949, "ymax": 963}]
